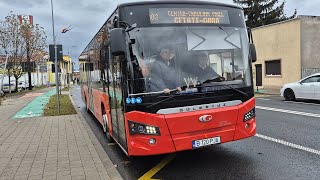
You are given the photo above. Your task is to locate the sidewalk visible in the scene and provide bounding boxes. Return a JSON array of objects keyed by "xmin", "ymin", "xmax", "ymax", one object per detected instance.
[{"xmin": 0, "ymin": 87, "xmax": 122, "ymax": 180}]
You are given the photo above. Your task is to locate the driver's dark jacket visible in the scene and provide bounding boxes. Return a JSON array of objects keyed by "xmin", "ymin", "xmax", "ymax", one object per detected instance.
[
  {"xmin": 148, "ymin": 59, "xmax": 179, "ymax": 92},
  {"xmin": 193, "ymin": 65, "xmax": 219, "ymax": 82}
]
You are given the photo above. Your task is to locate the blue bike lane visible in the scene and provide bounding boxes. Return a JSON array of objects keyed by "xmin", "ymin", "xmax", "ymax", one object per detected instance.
[{"xmin": 12, "ymin": 89, "xmax": 56, "ymax": 119}]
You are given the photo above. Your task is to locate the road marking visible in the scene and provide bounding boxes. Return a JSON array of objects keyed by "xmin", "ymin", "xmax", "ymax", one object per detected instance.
[
  {"xmin": 138, "ymin": 154, "xmax": 175, "ymax": 180},
  {"xmin": 256, "ymin": 106, "xmax": 320, "ymax": 118},
  {"xmin": 284, "ymin": 101, "xmax": 320, "ymax": 106},
  {"xmin": 255, "ymin": 134, "xmax": 320, "ymax": 155},
  {"xmin": 257, "ymin": 98, "xmax": 271, "ymax": 101}
]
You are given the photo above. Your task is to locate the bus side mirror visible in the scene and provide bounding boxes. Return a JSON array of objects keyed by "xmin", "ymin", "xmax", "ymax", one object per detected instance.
[
  {"xmin": 110, "ymin": 28, "xmax": 126, "ymax": 56},
  {"xmin": 250, "ymin": 43, "xmax": 257, "ymax": 63}
]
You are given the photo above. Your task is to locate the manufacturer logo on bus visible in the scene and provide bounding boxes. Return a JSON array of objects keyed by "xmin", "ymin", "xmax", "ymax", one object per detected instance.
[
  {"xmin": 156, "ymin": 100, "xmax": 242, "ymax": 115},
  {"xmin": 199, "ymin": 115, "xmax": 213, "ymax": 123}
]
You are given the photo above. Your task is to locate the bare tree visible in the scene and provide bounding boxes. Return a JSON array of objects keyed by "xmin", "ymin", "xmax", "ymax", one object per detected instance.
[
  {"xmin": 1, "ymin": 12, "xmax": 47, "ymax": 91},
  {"xmin": 0, "ymin": 12, "xmax": 26, "ymax": 92},
  {"xmin": 21, "ymin": 20, "xmax": 47, "ymax": 90}
]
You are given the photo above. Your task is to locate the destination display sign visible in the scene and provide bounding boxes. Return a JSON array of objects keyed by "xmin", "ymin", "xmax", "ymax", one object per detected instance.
[{"xmin": 149, "ymin": 8, "xmax": 230, "ymax": 24}]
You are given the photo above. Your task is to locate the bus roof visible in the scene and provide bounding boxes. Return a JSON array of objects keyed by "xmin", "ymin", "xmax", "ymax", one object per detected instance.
[
  {"xmin": 79, "ymin": 1, "xmax": 242, "ymax": 58},
  {"xmin": 118, "ymin": 1, "xmax": 242, "ymax": 10}
]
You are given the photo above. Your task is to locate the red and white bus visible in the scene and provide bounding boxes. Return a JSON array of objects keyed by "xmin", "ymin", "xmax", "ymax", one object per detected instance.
[{"xmin": 79, "ymin": 1, "xmax": 257, "ymax": 156}]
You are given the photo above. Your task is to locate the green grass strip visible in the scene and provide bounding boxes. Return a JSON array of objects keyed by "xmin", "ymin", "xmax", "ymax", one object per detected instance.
[{"xmin": 43, "ymin": 94, "xmax": 77, "ymax": 116}]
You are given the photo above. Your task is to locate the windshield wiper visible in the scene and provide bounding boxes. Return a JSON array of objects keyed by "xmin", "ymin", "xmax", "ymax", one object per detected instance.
[
  {"xmin": 196, "ymin": 84, "xmax": 248, "ymax": 97},
  {"xmin": 221, "ymin": 84, "xmax": 248, "ymax": 97},
  {"xmin": 146, "ymin": 92, "xmax": 177, "ymax": 109},
  {"xmin": 202, "ymin": 76, "xmax": 225, "ymax": 83},
  {"xmin": 196, "ymin": 79, "xmax": 249, "ymax": 97}
]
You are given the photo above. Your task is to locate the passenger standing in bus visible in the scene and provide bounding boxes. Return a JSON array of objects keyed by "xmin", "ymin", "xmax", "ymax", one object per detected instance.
[
  {"xmin": 138, "ymin": 53, "xmax": 150, "ymax": 77},
  {"xmin": 148, "ymin": 47, "xmax": 182, "ymax": 93}
]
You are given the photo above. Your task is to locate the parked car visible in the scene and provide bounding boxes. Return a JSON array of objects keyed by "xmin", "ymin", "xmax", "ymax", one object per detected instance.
[
  {"xmin": 280, "ymin": 73, "xmax": 320, "ymax": 101},
  {"xmin": 18, "ymin": 81, "xmax": 34, "ymax": 91},
  {"xmin": 2, "ymin": 82, "xmax": 16, "ymax": 93},
  {"xmin": 17, "ymin": 81, "xmax": 29, "ymax": 92}
]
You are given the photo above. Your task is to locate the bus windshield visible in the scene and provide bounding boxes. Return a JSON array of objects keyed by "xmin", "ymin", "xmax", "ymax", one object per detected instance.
[{"xmin": 128, "ymin": 26, "xmax": 251, "ymax": 95}]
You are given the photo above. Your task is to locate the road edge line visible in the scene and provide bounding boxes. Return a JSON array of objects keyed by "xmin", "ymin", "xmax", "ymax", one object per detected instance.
[{"xmin": 256, "ymin": 106, "xmax": 320, "ymax": 118}]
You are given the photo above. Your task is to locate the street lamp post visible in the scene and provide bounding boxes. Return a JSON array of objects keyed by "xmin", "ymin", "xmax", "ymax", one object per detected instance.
[
  {"xmin": 50, "ymin": 0, "xmax": 60, "ymax": 114},
  {"xmin": 60, "ymin": 28, "xmax": 75, "ymax": 88}
]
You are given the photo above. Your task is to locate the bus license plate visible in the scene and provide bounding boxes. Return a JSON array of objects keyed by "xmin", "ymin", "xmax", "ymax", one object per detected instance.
[{"xmin": 192, "ymin": 137, "xmax": 221, "ymax": 149}]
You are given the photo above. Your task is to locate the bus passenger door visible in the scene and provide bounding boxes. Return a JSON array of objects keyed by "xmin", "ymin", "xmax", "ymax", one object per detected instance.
[
  {"xmin": 87, "ymin": 63, "xmax": 94, "ymax": 112},
  {"xmin": 108, "ymin": 56, "xmax": 128, "ymax": 151}
]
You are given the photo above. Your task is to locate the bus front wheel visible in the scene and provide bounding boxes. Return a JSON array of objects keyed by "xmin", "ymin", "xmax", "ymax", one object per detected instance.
[
  {"xmin": 85, "ymin": 97, "xmax": 89, "ymax": 112},
  {"xmin": 85, "ymin": 97, "xmax": 91, "ymax": 113}
]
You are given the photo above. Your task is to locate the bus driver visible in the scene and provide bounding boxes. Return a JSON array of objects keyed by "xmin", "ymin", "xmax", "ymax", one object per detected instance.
[{"xmin": 193, "ymin": 53, "xmax": 220, "ymax": 82}]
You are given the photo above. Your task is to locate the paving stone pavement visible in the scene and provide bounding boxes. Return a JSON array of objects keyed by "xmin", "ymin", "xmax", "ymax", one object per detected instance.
[{"xmin": 0, "ymin": 88, "xmax": 123, "ymax": 180}]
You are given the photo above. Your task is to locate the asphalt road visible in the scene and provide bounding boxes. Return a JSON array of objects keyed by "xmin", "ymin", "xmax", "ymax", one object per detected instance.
[{"xmin": 71, "ymin": 87, "xmax": 320, "ymax": 180}]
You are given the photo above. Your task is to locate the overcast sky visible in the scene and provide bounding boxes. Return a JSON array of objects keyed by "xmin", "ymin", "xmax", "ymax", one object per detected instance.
[{"xmin": 0, "ymin": 0, "xmax": 319, "ymax": 67}]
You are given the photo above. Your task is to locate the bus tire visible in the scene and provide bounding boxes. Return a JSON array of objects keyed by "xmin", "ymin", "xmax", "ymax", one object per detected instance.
[
  {"xmin": 85, "ymin": 97, "xmax": 90, "ymax": 113},
  {"xmin": 284, "ymin": 89, "xmax": 295, "ymax": 101},
  {"xmin": 102, "ymin": 107, "xmax": 114, "ymax": 143}
]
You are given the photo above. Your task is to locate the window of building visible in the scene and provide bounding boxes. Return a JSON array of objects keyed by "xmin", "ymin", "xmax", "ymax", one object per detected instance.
[{"xmin": 265, "ymin": 60, "xmax": 281, "ymax": 76}]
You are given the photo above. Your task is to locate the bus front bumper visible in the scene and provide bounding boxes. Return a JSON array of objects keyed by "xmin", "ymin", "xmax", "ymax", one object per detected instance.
[{"xmin": 128, "ymin": 118, "xmax": 256, "ymax": 156}]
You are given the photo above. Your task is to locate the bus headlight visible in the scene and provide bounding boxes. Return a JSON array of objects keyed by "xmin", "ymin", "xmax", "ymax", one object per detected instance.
[
  {"xmin": 243, "ymin": 108, "xmax": 255, "ymax": 122},
  {"xmin": 128, "ymin": 121, "xmax": 160, "ymax": 136}
]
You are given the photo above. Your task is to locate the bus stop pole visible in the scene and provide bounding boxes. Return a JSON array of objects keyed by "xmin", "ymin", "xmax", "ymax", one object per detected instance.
[{"xmin": 54, "ymin": 45, "xmax": 60, "ymax": 114}]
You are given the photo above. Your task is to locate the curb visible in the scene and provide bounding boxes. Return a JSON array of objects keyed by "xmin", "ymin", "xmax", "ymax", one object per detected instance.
[
  {"xmin": 254, "ymin": 91, "xmax": 280, "ymax": 96},
  {"xmin": 68, "ymin": 87, "xmax": 123, "ymax": 180},
  {"xmin": 254, "ymin": 89, "xmax": 280, "ymax": 96},
  {"xmin": 255, "ymin": 93, "xmax": 280, "ymax": 96}
]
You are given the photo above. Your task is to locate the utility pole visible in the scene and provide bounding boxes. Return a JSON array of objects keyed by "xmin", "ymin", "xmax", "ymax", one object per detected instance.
[
  {"xmin": 36, "ymin": 61, "xmax": 39, "ymax": 86},
  {"xmin": 26, "ymin": 41, "xmax": 32, "ymax": 90},
  {"xmin": 51, "ymin": 0, "xmax": 60, "ymax": 114}
]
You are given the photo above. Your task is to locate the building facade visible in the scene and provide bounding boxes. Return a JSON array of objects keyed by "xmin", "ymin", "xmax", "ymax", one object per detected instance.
[
  {"xmin": 47, "ymin": 55, "xmax": 73, "ymax": 86},
  {"xmin": 252, "ymin": 16, "xmax": 320, "ymax": 90}
]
